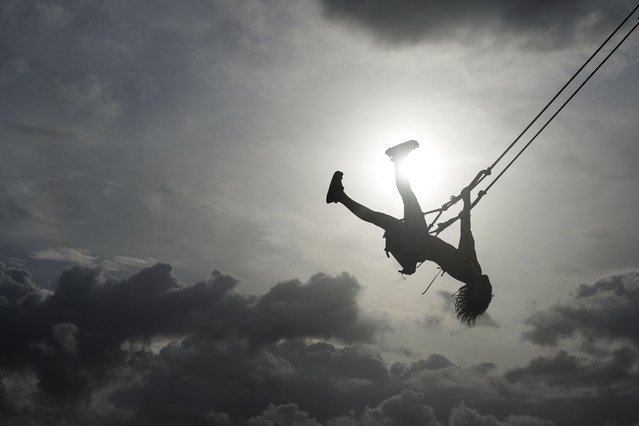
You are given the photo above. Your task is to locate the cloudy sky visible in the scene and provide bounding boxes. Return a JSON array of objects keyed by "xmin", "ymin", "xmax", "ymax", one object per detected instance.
[{"xmin": 1, "ymin": 0, "xmax": 639, "ymax": 424}]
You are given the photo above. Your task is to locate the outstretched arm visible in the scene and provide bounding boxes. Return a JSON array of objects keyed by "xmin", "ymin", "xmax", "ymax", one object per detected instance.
[
  {"xmin": 459, "ymin": 187, "xmax": 472, "ymax": 233},
  {"xmin": 458, "ymin": 188, "xmax": 482, "ymax": 274}
]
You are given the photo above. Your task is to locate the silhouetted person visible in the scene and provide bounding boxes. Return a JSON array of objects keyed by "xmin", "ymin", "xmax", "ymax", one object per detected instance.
[{"xmin": 326, "ymin": 140, "xmax": 493, "ymax": 325}]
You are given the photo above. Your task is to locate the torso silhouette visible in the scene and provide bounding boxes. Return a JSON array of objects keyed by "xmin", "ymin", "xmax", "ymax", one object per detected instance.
[{"xmin": 384, "ymin": 221, "xmax": 480, "ymax": 283}]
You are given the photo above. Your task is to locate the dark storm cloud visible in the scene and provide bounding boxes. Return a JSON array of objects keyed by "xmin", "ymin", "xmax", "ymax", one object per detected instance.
[
  {"xmin": 317, "ymin": 0, "xmax": 636, "ymax": 49},
  {"xmin": 502, "ymin": 345, "xmax": 639, "ymax": 425},
  {"xmin": 2, "ymin": 263, "xmax": 639, "ymax": 425},
  {"xmin": 508, "ymin": 271, "xmax": 639, "ymax": 425},
  {"xmin": 448, "ymin": 402, "xmax": 553, "ymax": 426},
  {"xmin": 398, "ymin": 353, "xmax": 455, "ymax": 373},
  {"xmin": 243, "ymin": 273, "xmax": 380, "ymax": 348},
  {"xmin": 115, "ymin": 339, "xmax": 390, "ymax": 424},
  {"xmin": 117, "ymin": 336, "xmax": 552, "ymax": 426},
  {"xmin": 522, "ymin": 270, "xmax": 639, "ymax": 346},
  {"xmin": 0, "ymin": 262, "xmax": 38, "ymax": 304},
  {"xmin": 519, "ymin": 271, "xmax": 639, "ymax": 379},
  {"xmin": 249, "ymin": 403, "xmax": 322, "ymax": 426},
  {"xmin": 0, "ymin": 263, "xmax": 379, "ymax": 400},
  {"xmin": 331, "ymin": 390, "xmax": 441, "ymax": 426},
  {"xmin": 506, "ymin": 347, "xmax": 638, "ymax": 388}
]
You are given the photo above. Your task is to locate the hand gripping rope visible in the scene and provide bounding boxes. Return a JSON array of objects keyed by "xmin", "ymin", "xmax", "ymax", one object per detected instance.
[
  {"xmin": 423, "ymin": 4, "xmax": 639, "ymax": 237},
  {"xmin": 419, "ymin": 4, "xmax": 639, "ymax": 294}
]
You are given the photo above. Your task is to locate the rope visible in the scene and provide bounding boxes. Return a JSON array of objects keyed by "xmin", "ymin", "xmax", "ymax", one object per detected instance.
[
  {"xmin": 488, "ymin": 3, "xmax": 639, "ymax": 172},
  {"xmin": 427, "ymin": 5, "xmax": 639, "ymax": 236},
  {"xmin": 422, "ymin": 268, "xmax": 445, "ymax": 295},
  {"xmin": 483, "ymin": 18, "xmax": 639, "ymax": 195}
]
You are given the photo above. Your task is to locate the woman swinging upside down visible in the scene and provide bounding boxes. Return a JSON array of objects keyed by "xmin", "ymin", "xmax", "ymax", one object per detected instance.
[{"xmin": 326, "ymin": 140, "xmax": 493, "ymax": 325}]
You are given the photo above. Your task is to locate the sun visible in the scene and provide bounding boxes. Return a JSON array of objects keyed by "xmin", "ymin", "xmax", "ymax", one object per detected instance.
[{"xmin": 396, "ymin": 144, "xmax": 443, "ymax": 193}]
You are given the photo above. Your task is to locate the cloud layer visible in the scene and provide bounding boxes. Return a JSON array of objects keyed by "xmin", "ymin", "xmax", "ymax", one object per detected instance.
[
  {"xmin": 522, "ymin": 270, "xmax": 639, "ymax": 346},
  {"xmin": 510, "ymin": 270, "xmax": 639, "ymax": 425},
  {"xmin": 2, "ymin": 263, "xmax": 639, "ymax": 424},
  {"xmin": 317, "ymin": 0, "xmax": 637, "ymax": 49}
]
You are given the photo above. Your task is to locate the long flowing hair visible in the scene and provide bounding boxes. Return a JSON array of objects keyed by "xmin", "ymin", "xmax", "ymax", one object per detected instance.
[{"xmin": 453, "ymin": 275, "xmax": 493, "ymax": 325}]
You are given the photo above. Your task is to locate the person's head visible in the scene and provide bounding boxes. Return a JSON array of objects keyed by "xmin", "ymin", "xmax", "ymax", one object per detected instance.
[{"xmin": 453, "ymin": 274, "xmax": 493, "ymax": 325}]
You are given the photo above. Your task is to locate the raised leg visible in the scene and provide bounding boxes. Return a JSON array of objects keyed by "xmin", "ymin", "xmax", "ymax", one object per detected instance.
[
  {"xmin": 385, "ymin": 141, "xmax": 427, "ymax": 228},
  {"xmin": 327, "ymin": 171, "xmax": 398, "ymax": 230},
  {"xmin": 394, "ymin": 167, "xmax": 426, "ymax": 227},
  {"xmin": 339, "ymin": 193, "xmax": 399, "ymax": 230}
]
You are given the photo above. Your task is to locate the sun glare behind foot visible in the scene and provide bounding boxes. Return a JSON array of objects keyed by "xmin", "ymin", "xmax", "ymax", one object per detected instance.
[{"xmin": 397, "ymin": 147, "xmax": 442, "ymax": 192}]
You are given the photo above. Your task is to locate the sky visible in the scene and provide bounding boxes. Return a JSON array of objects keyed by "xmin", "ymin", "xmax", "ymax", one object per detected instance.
[{"xmin": 1, "ymin": 0, "xmax": 639, "ymax": 424}]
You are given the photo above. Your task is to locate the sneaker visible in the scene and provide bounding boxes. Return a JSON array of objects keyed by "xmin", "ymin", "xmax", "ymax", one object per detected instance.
[
  {"xmin": 326, "ymin": 171, "xmax": 344, "ymax": 204},
  {"xmin": 384, "ymin": 140, "xmax": 419, "ymax": 162}
]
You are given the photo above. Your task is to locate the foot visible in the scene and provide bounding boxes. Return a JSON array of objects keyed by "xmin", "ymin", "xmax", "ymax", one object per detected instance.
[
  {"xmin": 326, "ymin": 171, "xmax": 344, "ymax": 204},
  {"xmin": 384, "ymin": 140, "xmax": 419, "ymax": 162}
]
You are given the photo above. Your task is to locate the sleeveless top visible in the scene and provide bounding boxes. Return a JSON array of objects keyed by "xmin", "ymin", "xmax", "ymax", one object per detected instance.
[{"xmin": 383, "ymin": 221, "xmax": 477, "ymax": 283}]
